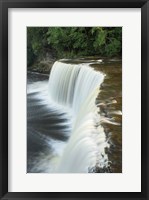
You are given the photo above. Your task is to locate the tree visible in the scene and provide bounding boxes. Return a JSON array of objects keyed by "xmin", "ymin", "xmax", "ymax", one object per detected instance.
[{"xmin": 27, "ymin": 27, "xmax": 122, "ymax": 67}]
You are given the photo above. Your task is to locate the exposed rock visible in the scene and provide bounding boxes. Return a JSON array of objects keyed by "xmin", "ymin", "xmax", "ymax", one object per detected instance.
[
  {"xmin": 88, "ymin": 165, "xmax": 112, "ymax": 173},
  {"xmin": 31, "ymin": 61, "xmax": 54, "ymax": 74},
  {"xmin": 28, "ymin": 49, "xmax": 56, "ymax": 74}
]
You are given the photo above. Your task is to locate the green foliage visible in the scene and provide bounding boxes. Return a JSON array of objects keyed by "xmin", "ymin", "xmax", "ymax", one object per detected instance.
[
  {"xmin": 27, "ymin": 27, "xmax": 49, "ymax": 66},
  {"xmin": 27, "ymin": 46, "xmax": 35, "ymax": 66},
  {"xmin": 105, "ymin": 38, "xmax": 121, "ymax": 57},
  {"xmin": 46, "ymin": 27, "xmax": 89, "ymax": 57},
  {"xmin": 28, "ymin": 27, "xmax": 48, "ymax": 54},
  {"xmin": 92, "ymin": 27, "xmax": 107, "ymax": 48},
  {"xmin": 27, "ymin": 27, "xmax": 122, "ymax": 66}
]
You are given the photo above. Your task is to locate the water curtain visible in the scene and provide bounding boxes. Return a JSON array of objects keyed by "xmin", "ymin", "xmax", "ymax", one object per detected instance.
[{"xmin": 48, "ymin": 61, "xmax": 108, "ymax": 173}]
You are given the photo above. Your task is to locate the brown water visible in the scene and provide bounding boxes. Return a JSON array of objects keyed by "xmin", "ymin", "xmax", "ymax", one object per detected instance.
[{"xmin": 92, "ymin": 60, "xmax": 122, "ymax": 173}]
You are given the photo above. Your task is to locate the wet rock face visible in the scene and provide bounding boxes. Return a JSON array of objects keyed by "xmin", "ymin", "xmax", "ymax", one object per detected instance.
[
  {"xmin": 31, "ymin": 61, "xmax": 54, "ymax": 74},
  {"xmin": 89, "ymin": 166, "xmax": 113, "ymax": 173},
  {"xmin": 28, "ymin": 49, "xmax": 56, "ymax": 74}
]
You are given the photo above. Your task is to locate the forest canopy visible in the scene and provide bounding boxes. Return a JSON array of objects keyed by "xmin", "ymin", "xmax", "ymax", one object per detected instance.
[{"xmin": 27, "ymin": 27, "xmax": 122, "ymax": 66}]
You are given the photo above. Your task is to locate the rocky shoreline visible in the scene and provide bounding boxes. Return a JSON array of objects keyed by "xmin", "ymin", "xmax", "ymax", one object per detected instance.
[{"xmin": 28, "ymin": 50, "xmax": 56, "ymax": 74}]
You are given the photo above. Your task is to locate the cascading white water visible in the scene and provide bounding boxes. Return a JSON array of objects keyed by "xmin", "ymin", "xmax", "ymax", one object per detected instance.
[{"xmin": 48, "ymin": 61, "xmax": 109, "ymax": 173}]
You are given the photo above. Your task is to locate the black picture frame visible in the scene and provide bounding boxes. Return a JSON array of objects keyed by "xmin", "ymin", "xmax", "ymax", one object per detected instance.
[{"xmin": 0, "ymin": 0, "xmax": 148, "ymax": 199}]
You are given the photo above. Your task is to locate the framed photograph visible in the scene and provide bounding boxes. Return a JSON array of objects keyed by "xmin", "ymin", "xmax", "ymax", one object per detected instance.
[{"xmin": 0, "ymin": 0, "xmax": 148, "ymax": 199}]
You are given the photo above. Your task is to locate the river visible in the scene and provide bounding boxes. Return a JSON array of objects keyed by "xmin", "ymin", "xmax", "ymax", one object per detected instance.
[{"xmin": 27, "ymin": 57, "xmax": 122, "ymax": 173}]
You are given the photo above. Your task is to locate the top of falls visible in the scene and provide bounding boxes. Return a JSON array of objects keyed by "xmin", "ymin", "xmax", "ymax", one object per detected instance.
[{"xmin": 48, "ymin": 61, "xmax": 104, "ymax": 114}]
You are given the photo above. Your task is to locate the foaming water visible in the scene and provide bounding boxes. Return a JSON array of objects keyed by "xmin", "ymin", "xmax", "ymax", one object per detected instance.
[{"xmin": 27, "ymin": 61, "xmax": 109, "ymax": 173}]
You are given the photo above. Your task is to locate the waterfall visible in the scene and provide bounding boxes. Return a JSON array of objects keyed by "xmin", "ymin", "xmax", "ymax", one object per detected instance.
[{"xmin": 47, "ymin": 61, "xmax": 109, "ymax": 173}]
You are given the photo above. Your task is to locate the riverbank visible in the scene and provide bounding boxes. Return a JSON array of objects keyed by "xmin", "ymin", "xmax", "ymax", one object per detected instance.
[
  {"xmin": 27, "ymin": 49, "xmax": 56, "ymax": 74},
  {"xmin": 28, "ymin": 55, "xmax": 121, "ymax": 74}
]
